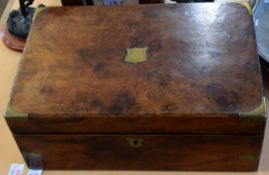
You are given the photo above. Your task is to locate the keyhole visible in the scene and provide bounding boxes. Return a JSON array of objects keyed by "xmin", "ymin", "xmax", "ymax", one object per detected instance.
[
  {"xmin": 127, "ymin": 138, "xmax": 144, "ymax": 148},
  {"xmin": 133, "ymin": 140, "xmax": 138, "ymax": 145}
]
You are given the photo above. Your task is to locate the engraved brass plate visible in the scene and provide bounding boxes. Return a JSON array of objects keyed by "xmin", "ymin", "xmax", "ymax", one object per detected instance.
[{"xmin": 124, "ymin": 47, "xmax": 148, "ymax": 63}]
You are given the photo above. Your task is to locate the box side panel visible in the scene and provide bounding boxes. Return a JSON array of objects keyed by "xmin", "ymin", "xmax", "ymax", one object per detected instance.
[{"xmin": 14, "ymin": 134, "xmax": 263, "ymax": 171}]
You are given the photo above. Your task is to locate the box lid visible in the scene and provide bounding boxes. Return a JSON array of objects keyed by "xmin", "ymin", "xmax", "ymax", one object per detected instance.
[{"xmin": 5, "ymin": 3, "xmax": 266, "ymax": 134}]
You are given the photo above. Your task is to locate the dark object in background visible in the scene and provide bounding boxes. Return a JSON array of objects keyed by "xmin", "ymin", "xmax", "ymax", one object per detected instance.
[
  {"xmin": 260, "ymin": 56, "xmax": 269, "ymax": 72},
  {"xmin": 2, "ymin": 0, "xmax": 34, "ymax": 51},
  {"xmin": 7, "ymin": 0, "xmax": 36, "ymax": 39},
  {"xmin": 85, "ymin": 0, "xmax": 94, "ymax": 5},
  {"xmin": 61, "ymin": 0, "xmax": 90, "ymax": 5},
  {"xmin": 7, "ymin": 7, "xmax": 35, "ymax": 39},
  {"xmin": 2, "ymin": 24, "xmax": 26, "ymax": 51},
  {"xmin": 2, "ymin": 0, "xmax": 45, "ymax": 52},
  {"xmin": 19, "ymin": 0, "xmax": 34, "ymax": 17},
  {"xmin": 7, "ymin": 1, "xmax": 46, "ymax": 39},
  {"xmin": 4, "ymin": 3, "xmax": 265, "ymax": 171}
]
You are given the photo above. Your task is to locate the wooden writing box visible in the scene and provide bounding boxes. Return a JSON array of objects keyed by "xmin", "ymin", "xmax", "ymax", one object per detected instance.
[{"xmin": 4, "ymin": 3, "xmax": 266, "ymax": 171}]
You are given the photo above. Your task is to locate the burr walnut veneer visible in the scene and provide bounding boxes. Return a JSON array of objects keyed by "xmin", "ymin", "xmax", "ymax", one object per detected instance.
[{"xmin": 4, "ymin": 3, "xmax": 266, "ymax": 171}]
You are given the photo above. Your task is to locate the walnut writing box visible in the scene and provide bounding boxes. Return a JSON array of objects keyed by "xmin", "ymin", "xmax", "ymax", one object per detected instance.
[{"xmin": 4, "ymin": 3, "xmax": 266, "ymax": 171}]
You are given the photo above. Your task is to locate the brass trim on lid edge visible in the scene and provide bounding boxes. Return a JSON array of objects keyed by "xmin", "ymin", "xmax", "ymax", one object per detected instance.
[
  {"xmin": 236, "ymin": 2, "xmax": 253, "ymax": 14},
  {"xmin": 239, "ymin": 96, "xmax": 266, "ymax": 119}
]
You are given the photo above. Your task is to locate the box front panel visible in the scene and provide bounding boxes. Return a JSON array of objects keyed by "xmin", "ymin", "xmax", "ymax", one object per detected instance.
[
  {"xmin": 6, "ymin": 116, "xmax": 266, "ymax": 134},
  {"xmin": 14, "ymin": 134, "xmax": 263, "ymax": 171}
]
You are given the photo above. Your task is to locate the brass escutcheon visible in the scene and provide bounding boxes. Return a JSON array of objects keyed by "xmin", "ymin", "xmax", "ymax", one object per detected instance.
[{"xmin": 127, "ymin": 138, "xmax": 144, "ymax": 148}]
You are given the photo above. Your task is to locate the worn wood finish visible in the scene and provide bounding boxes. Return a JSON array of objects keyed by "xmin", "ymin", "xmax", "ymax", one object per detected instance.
[
  {"xmin": 2, "ymin": 24, "xmax": 25, "ymax": 52},
  {"xmin": 14, "ymin": 134, "xmax": 263, "ymax": 171},
  {"xmin": 6, "ymin": 4, "xmax": 264, "ymax": 134},
  {"xmin": 4, "ymin": 3, "xmax": 266, "ymax": 171},
  {"xmin": 6, "ymin": 115, "xmax": 266, "ymax": 134}
]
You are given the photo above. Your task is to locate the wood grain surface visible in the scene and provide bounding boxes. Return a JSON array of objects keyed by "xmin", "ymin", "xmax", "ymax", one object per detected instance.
[
  {"xmin": 6, "ymin": 3, "xmax": 265, "ymax": 135},
  {"xmin": 1, "ymin": 0, "xmax": 269, "ymax": 174},
  {"xmin": 14, "ymin": 134, "xmax": 263, "ymax": 171},
  {"xmin": 3, "ymin": 2, "xmax": 267, "ymax": 172},
  {"xmin": 9, "ymin": 3, "xmax": 263, "ymax": 116},
  {"xmin": 6, "ymin": 115, "xmax": 266, "ymax": 134}
]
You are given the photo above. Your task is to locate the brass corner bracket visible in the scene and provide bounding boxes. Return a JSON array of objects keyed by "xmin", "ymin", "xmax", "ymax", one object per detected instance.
[
  {"xmin": 239, "ymin": 97, "xmax": 266, "ymax": 118},
  {"xmin": 4, "ymin": 103, "xmax": 28, "ymax": 120},
  {"xmin": 236, "ymin": 2, "xmax": 252, "ymax": 15}
]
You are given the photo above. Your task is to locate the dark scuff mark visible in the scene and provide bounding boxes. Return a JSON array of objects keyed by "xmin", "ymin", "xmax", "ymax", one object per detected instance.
[
  {"xmin": 94, "ymin": 63, "xmax": 105, "ymax": 72},
  {"xmin": 40, "ymin": 85, "xmax": 55, "ymax": 94},
  {"xmin": 109, "ymin": 92, "xmax": 136, "ymax": 114},
  {"xmin": 77, "ymin": 48, "xmax": 92, "ymax": 62}
]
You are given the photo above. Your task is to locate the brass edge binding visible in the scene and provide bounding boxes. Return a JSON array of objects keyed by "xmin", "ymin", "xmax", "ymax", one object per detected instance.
[
  {"xmin": 236, "ymin": 1, "xmax": 253, "ymax": 15},
  {"xmin": 4, "ymin": 102, "xmax": 28, "ymax": 120},
  {"xmin": 239, "ymin": 97, "xmax": 266, "ymax": 118}
]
